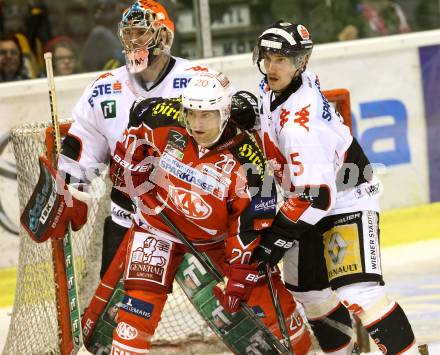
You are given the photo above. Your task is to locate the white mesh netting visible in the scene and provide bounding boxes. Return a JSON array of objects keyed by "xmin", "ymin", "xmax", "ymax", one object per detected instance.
[{"xmin": 3, "ymin": 122, "xmax": 223, "ymax": 355}]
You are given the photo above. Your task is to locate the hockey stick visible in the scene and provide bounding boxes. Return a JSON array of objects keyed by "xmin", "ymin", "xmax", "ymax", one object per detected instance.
[
  {"xmin": 44, "ymin": 52, "xmax": 84, "ymax": 354},
  {"xmin": 142, "ymin": 194, "xmax": 291, "ymax": 355},
  {"xmin": 264, "ymin": 264, "xmax": 294, "ymax": 354}
]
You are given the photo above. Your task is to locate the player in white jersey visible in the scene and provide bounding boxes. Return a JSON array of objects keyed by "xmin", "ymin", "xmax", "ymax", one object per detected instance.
[
  {"xmin": 252, "ymin": 20, "xmax": 418, "ymax": 354},
  {"xmin": 57, "ymin": 0, "xmax": 218, "ymax": 277}
]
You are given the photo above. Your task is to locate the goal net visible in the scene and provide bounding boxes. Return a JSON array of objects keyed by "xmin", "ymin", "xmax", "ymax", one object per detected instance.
[{"xmin": 3, "ymin": 90, "xmax": 351, "ymax": 355}]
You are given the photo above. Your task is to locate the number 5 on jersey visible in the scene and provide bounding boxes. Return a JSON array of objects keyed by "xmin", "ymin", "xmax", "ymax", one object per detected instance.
[{"xmin": 290, "ymin": 152, "xmax": 304, "ymax": 176}]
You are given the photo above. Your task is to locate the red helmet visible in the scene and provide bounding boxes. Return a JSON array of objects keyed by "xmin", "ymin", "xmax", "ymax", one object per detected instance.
[{"xmin": 118, "ymin": 1, "xmax": 174, "ymax": 73}]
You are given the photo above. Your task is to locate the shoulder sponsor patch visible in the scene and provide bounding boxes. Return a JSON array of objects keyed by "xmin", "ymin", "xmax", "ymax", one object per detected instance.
[
  {"xmin": 236, "ymin": 142, "xmax": 267, "ymax": 181},
  {"xmin": 92, "ymin": 71, "xmax": 114, "ymax": 85},
  {"xmin": 119, "ymin": 295, "xmax": 154, "ymax": 320},
  {"xmin": 185, "ymin": 65, "xmax": 209, "ymax": 72},
  {"xmin": 150, "ymin": 99, "xmax": 181, "ymax": 122},
  {"xmin": 164, "ymin": 144, "xmax": 184, "ymax": 160}
]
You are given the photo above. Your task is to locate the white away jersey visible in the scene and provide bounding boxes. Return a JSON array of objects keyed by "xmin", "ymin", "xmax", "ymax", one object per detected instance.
[
  {"xmin": 58, "ymin": 57, "xmax": 209, "ymax": 182},
  {"xmin": 259, "ymin": 70, "xmax": 380, "ymax": 226}
]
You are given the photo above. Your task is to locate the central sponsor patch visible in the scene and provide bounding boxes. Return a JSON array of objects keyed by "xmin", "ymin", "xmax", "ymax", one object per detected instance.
[
  {"xmin": 159, "ymin": 152, "xmax": 226, "ymax": 199},
  {"xmin": 119, "ymin": 295, "xmax": 154, "ymax": 320},
  {"xmin": 126, "ymin": 232, "xmax": 172, "ymax": 285},
  {"xmin": 169, "ymin": 186, "xmax": 212, "ymax": 219}
]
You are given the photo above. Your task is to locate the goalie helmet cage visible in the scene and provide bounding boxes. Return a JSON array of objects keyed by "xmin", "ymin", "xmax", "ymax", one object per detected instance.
[{"xmin": 3, "ymin": 89, "xmax": 352, "ymax": 355}]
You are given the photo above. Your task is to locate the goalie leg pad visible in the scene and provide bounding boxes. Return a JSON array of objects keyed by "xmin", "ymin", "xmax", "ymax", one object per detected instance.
[{"xmin": 112, "ymin": 289, "xmax": 168, "ymax": 352}]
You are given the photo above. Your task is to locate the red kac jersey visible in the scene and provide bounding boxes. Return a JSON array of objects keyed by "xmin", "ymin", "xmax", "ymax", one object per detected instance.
[{"xmin": 113, "ymin": 97, "xmax": 277, "ymax": 265}]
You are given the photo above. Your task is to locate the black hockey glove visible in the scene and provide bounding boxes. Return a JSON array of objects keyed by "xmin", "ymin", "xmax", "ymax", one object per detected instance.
[
  {"xmin": 253, "ymin": 213, "xmax": 311, "ymax": 269},
  {"xmin": 253, "ymin": 223, "xmax": 296, "ymax": 269},
  {"xmin": 230, "ymin": 91, "xmax": 259, "ymax": 130}
]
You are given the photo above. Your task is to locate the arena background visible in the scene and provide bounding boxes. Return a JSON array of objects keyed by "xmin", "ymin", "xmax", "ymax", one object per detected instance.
[{"xmin": 1, "ymin": 2, "xmax": 440, "ymax": 353}]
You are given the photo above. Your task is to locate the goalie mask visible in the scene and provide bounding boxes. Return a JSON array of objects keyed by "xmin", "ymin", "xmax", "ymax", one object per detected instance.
[
  {"xmin": 253, "ymin": 20, "xmax": 313, "ymax": 76},
  {"xmin": 118, "ymin": 0, "xmax": 174, "ymax": 74},
  {"xmin": 181, "ymin": 71, "xmax": 233, "ymax": 148}
]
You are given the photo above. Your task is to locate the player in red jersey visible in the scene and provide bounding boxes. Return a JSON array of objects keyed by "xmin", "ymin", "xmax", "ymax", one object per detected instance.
[{"xmin": 109, "ymin": 69, "xmax": 312, "ymax": 354}]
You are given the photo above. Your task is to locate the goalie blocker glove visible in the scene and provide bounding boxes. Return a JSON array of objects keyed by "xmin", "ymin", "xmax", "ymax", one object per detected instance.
[{"xmin": 20, "ymin": 156, "xmax": 89, "ymax": 243}]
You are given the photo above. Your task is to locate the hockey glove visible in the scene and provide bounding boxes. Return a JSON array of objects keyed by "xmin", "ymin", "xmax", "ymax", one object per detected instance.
[
  {"xmin": 20, "ymin": 156, "xmax": 89, "ymax": 243},
  {"xmin": 110, "ymin": 139, "xmax": 155, "ymax": 195},
  {"xmin": 252, "ymin": 223, "xmax": 296, "ymax": 268},
  {"xmin": 213, "ymin": 263, "xmax": 259, "ymax": 313},
  {"xmin": 230, "ymin": 91, "xmax": 259, "ymax": 130}
]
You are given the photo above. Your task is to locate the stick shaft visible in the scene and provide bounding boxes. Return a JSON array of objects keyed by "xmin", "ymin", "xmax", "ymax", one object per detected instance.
[
  {"xmin": 44, "ymin": 52, "xmax": 61, "ymax": 157},
  {"xmin": 265, "ymin": 264, "xmax": 294, "ymax": 354},
  {"xmin": 44, "ymin": 52, "xmax": 84, "ymax": 353}
]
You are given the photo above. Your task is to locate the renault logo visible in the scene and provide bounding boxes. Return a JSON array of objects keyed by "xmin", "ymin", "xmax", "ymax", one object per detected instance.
[{"xmin": 328, "ymin": 232, "xmax": 347, "ymax": 264}]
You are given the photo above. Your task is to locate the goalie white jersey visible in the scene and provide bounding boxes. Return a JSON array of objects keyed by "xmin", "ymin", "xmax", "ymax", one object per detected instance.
[
  {"xmin": 58, "ymin": 57, "xmax": 207, "ymax": 182},
  {"xmin": 259, "ymin": 70, "xmax": 380, "ymax": 227}
]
